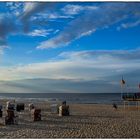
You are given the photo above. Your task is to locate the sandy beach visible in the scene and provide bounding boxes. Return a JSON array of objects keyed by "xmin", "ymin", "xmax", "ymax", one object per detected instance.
[{"xmin": 0, "ymin": 100, "xmax": 140, "ymax": 138}]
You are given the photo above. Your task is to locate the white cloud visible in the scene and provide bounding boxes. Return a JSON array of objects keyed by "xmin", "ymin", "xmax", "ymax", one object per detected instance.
[
  {"xmin": 59, "ymin": 49, "xmax": 140, "ymax": 61},
  {"xmin": 30, "ymin": 13, "xmax": 74, "ymax": 23},
  {"xmin": 14, "ymin": 11, "xmax": 20, "ymax": 16},
  {"xmin": 37, "ymin": 3, "xmax": 140, "ymax": 49},
  {"xmin": 61, "ymin": 4, "xmax": 98, "ymax": 15},
  {"xmin": 36, "ymin": 28, "xmax": 95, "ymax": 49},
  {"xmin": 0, "ymin": 45, "xmax": 9, "ymax": 55},
  {"xmin": 23, "ymin": 2, "xmax": 35, "ymax": 13},
  {"xmin": 27, "ymin": 29, "xmax": 52, "ymax": 37},
  {"xmin": 37, "ymin": 35, "xmax": 70, "ymax": 49},
  {"xmin": 78, "ymin": 29, "xmax": 96, "ymax": 38},
  {"xmin": 20, "ymin": 2, "xmax": 54, "ymax": 32},
  {"xmin": 42, "ymin": 13, "xmax": 74, "ymax": 19},
  {"xmin": 1, "ymin": 49, "xmax": 140, "ymax": 82},
  {"xmin": 117, "ymin": 20, "xmax": 140, "ymax": 30},
  {"xmin": 6, "ymin": 2, "xmax": 23, "ymax": 10},
  {"xmin": 0, "ymin": 78, "xmax": 121, "ymax": 93},
  {"xmin": 0, "ymin": 14, "xmax": 17, "ymax": 46},
  {"xmin": 0, "ymin": 49, "xmax": 140, "ymax": 93},
  {"xmin": 6, "ymin": 2, "xmax": 24, "ymax": 16},
  {"xmin": 53, "ymin": 29, "xmax": 60, "ymax": 34}
]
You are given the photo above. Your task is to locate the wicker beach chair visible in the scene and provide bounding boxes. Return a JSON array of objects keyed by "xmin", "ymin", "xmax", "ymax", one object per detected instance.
[
  {"xmin": 29, "ymin": 103, "xmax": 35, "ymax": 111},
  {"xmin": 16, "ymin": 103, "xmax": 25, "ymax": 112},
  {"xmin": 6, "ymin": 101, "xmax": 15, "ymax": 110},
  {"xmin": 5, "ymin": 110, "xmax": 18, "ymax": 125},
  {"xmin": 31, "ymin": 109, "xmax": 41, "ymax": 121},
  {"xmin": 59, "ymin": 105, "xmax": 70, "ymax": 116}
]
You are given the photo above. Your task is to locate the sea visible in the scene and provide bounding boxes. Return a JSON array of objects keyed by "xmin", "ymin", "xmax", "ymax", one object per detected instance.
[{"xmin": 0, "ymin": 93, "xmax": 122, "ymax": 105}]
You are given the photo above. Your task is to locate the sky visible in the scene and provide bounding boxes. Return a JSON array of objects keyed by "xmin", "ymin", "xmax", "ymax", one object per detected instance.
[{"xmin": 0, "ymin": 2, "xmax": 140, "ymax": 93}]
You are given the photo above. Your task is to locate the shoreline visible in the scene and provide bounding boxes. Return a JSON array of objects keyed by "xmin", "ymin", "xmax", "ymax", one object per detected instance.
[
  {"xmin": 0, "ymin": 92, "xmax": 122, "ymax": 104},
  {"xmin": 0, "ymin": 97, "xmax": 121, "ymax": 105}
]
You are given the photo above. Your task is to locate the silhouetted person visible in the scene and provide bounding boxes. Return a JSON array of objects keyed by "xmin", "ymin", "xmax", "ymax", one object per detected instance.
[
  {"xmin": 113, "ymin": 103, "xmax": 118, "ymax": 110},
  {"xmin": 62, "ymin": 101, "xmax": 66, "ymax": 106}
]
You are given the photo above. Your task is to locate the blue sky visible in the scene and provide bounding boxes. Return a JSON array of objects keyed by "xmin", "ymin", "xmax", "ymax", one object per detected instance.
[{"xmin": 0, "ymin": 2, "xmax": 140, "ymax": 93}]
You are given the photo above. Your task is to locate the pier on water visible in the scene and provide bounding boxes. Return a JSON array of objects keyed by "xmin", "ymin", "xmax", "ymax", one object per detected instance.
[{"xmin": 122, "ymin": 93, "xmax": 140, "ymax": 110}]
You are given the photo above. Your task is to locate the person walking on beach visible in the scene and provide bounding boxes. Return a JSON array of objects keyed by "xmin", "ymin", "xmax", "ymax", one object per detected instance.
[{"xmin": 113, "ymin": 103, "xmax": 118, "ymax": 110}]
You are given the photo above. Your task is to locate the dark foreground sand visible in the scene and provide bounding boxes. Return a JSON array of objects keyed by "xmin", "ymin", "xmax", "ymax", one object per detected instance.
[{"xmin": 0, "ymin": 100, "xmax": 140, "ymax": 138}]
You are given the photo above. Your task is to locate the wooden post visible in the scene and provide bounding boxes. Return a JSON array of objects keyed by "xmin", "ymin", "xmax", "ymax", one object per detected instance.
[
  {"xmin": 121, "ymin": 84, "xmax": 123, "ymax": 101},
  {"xmin": 124, "ymin": 101, "xmax": 125, "ymax": 110}
]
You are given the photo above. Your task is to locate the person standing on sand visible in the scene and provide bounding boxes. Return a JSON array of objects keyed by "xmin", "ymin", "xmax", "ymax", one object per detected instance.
[{"xmin": 113, "ymin": 103, "xmax": 118, "ymax": 110}]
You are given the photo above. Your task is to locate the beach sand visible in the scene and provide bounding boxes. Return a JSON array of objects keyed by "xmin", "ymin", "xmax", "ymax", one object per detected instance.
[{"xmin": 0, "ymin": 100, "xmax": 140, "ymax": 138}]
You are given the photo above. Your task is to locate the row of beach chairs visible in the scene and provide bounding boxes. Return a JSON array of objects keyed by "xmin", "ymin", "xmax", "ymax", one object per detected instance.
[
  {"xmin": 0, "ymin": 102, "xmax": 41, "ymax": 125},
  {"xmin": 0, "ymin": 101, "xmax": 70, "ymax": 125}
]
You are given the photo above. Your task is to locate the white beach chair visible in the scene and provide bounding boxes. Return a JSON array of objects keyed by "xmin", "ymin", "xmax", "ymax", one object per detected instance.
[
  {"xmin": 59, "ymin": 105, "xmax": 70, "ymax": 116},
  {"xmin": 29, "ymin": 103, "xmax": 35, "ymax": 111}
]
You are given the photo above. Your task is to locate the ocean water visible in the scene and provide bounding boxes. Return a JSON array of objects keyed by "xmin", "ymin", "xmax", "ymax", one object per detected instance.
[{"xmin": 0, "ymin": 93, "xmax": 122, "ymax": 104}]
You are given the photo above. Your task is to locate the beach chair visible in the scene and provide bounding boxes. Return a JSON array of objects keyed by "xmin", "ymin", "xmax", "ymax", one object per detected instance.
[
  {"xmin": 5, "ymin": 110, "xmax": 18, "ymax": 125},
  {"xmin": 16, "ymin": 103, "xmax": 25, "ymax": 112},
  {"xmin": 31, "ymin": 109, "xmax": 41, "ymax": 121},
  {"xmin": 6, "ymin": 101, "xmax": 15, "ymax": 110},
  {"xmin": 0, "ymin": 105, "xmax": 3, "ymax": 117},
  {"xmin": 59, "ymin": 105, "xmax": 70, "ymax": 116},
  {"xmin": 0, "ymin": 110, "xmax": 2, "ymax": 117},
  {"xmin": 29, "ymin": 103, "xmax": 35, "ymax": 111}
]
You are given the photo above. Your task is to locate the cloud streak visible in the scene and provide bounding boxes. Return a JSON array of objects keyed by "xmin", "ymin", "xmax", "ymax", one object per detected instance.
[
  {"xmin": 27, "ymin": 29, "xmax": 53, "ymax": 37},
  {"xmin": 0, "ymin": 14, "xmax": 17, "ymax": 52},
  {"xmin": 1, "ymin": 49, "xmax": 140, "ymax": 81},
  {"xmin": 20, "ymin": 2, "xmax": 55, "ymax": 32},
  {"xmin": 60, "ymin": 49, "xmax": 140, "ymax": 61},
  {"xmin": 61, "ymin": 4, "xmax": 98, "ymax": 15},
  {"xmin": 37, "ymin": 3, "xmax": 140, "ymax": 49},
  {"xmin": 0, "ymin": 49, "xmax": 140, "ymax": 92},
  {"xmin": 0, "ymin": 78, "xmax": 120, "ymax": 93},
  {"xmin": 0, "ymin": 14, "xmax": 17, "ymax": 41},
  {"xmin": 118, "ymin": 19, "xmax": 140, "ymax": 30},
  {"xmin": 0, "ymin": 2, "xmax": 55, "ymax": 51}
]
